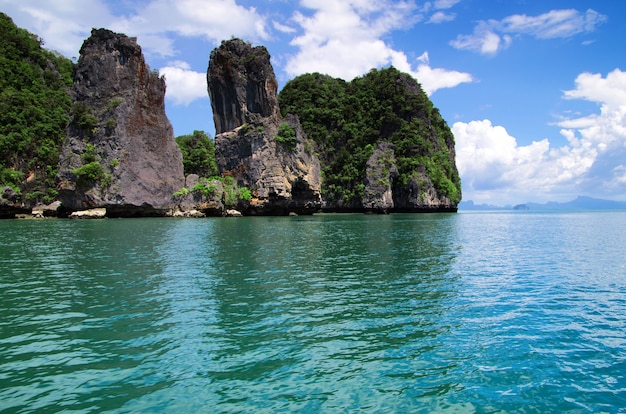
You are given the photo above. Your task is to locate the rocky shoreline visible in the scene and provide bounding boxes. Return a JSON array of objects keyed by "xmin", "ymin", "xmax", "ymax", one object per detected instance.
[{"xmin": 9, "ymin": 207, "xmax": 458, "ymax": 220}]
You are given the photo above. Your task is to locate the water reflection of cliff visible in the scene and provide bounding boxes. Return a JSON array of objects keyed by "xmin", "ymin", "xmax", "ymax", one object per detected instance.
[{"xmin": 206, "ymin": 214, "xmax": 462, "ymax": 409}]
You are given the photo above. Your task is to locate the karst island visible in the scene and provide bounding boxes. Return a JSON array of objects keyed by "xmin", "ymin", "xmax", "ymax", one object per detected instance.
[{"xmin": 0, "ymin": 15, "xmax": 461, "ymax": 218}]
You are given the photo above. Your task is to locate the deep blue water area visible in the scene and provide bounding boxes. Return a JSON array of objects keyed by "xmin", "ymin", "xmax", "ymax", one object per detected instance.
[{"xmin": 1, "ymin": 212, "xmax": 625, "ymax": 412}]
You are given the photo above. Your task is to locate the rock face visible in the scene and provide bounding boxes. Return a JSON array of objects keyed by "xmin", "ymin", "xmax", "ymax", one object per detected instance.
[
  {"xmin": 57, "ymin": 29, "xmax": 184, "ymax": 216},
  {"xmin": 0, "ymin": 186, "xmax": 30, "ymax": 218},
  {"xmin": 363, "ymin": 142, "xmax": 398, "ymax": 213},
  {"xmin": 208, "ymin": 39, "xmax": 280, "ymax": 135},
  {"xmin": 208, "ymin": 39, "xmax": 322, "ymax": 215},
  {"xmin": 365, "ymin": 141, "xmax": 458, "ymax": 213}
]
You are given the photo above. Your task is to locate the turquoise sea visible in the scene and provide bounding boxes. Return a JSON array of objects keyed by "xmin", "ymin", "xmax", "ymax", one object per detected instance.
[{"xmin": 1, "ymin": 211, "xmax": 625, "ymax": 413}]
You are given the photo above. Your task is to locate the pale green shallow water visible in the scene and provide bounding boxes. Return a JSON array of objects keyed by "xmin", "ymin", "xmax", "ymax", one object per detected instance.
[{"xmin": 1, "ymin": 212, "xmax": 625, "ymax": 413}]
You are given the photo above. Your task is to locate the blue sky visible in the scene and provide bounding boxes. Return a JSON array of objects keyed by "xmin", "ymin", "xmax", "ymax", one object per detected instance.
[{"xmin": 2, "ymin": 0, "xmax": 625, "ymax": 205}]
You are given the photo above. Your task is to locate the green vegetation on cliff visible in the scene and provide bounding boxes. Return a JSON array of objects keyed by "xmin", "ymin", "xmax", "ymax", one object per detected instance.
[
  {"xmin": 278, "ymin": 67, "xmax": 461, "ymax": 205},
  {"xmin": 0, "ymin": 12, "xmax": 74, "ymax": 204},
  {"xmin": 174, "ymin": 131, "xmax": 253, "ymax": 210},
  {"xmin": 0, "ymin": 13, "xmax": 459, "ymax": 214},
  {"xmin": 176, "ymin": 130, "xmax": 218, "ymax": 177}
]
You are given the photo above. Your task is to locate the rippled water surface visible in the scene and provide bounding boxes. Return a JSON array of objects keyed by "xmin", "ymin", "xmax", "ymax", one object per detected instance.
[{"xmin": 1, "ymin": 212, "xmax": 626, "ymax": 413}]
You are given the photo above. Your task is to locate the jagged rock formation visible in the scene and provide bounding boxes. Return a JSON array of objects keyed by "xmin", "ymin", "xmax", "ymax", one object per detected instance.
[
  {"xmin": 1, "ymin": 15, "xmax": 459, "ymax": 218},
  {"xmin": 208, "ymin": 39, "xmax": 280, "ymax": 134},
  {"xmin": 57, "ymin": 28, "xmax": 184, "ymax": 217},
  {"xmin": 208, "ymin": 39, "xmax": 322, "ymax": 215}
]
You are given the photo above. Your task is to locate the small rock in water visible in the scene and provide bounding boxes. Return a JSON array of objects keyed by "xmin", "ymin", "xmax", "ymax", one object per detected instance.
[
  {"xmin": 69, "ymin": 208, "xmax": 107, "ymax": 219},
  {"xmin": 225, "ymin": 209, "xmax": 243, "ymax": 217}
]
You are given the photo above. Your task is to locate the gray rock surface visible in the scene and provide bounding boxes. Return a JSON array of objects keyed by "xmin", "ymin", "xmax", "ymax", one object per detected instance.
[
  {"xmin": 363, "ymin": 142, "xmax": 398, "ymax": 213},
  {"xmin": 364, "ymin": 141, "xmax": 457, "ymax": 212},
  {"xmin": 208, "ymin": 39, "xmax": 280, "ymax": 135},
  {"xmin": 0, "ymin": 186, "xmax": 29, "ymax": 218},
  {"xmin": 209, "ymin": 39, "xmax": 322, "ymax": 215},
  {"xmin": 57, "ymin": 28, "xmax": 184, "ymax": 216},
  {"xmin": 31, "ymin": 200, "xmax": 62, "ymax": 218},
  {"xmin": 69, "ymin": 208, "xmax": 106, "ymax": 219}
]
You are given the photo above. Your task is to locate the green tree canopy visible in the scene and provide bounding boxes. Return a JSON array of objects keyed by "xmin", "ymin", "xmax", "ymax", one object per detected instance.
[
  {"xmin": 0, "ymin": 12, "xmax": 74, "ymax": 204},
  {"xmin": 175, "ymin": 130, "xmax": 218, "ymax": 177},
  {"xmin": 278, "ymin": 67, "xmax": 461, "ymax": 205}
]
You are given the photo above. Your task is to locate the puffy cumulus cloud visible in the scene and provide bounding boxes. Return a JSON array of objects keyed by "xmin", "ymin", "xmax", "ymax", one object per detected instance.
[
  {"xmin": 454, "ymin": 119, "xmax": 599, "ymax": 203},
  {"xmin": 0, "ymin": 0, "xmax": 114, "ymax": 57},
  {"xmin": 285, "ymin": 0, "xmax": 472, "ymax": 94},
  {"xmin": 562, "ymin": 69, "xmax": 626, "ymax": 110},
  {"xmin": 451, "ymin": 8, "xmax": 606, "ymax": 55},
  {"xmin": 558, "ymin": 69, "xmax": 626, "ymax": 197},
  {"xmin": 285, "ymin": 0, "xmax": 412, "ymax": 79},
  {"xmin": 455, "ymin": 69, "xmax": 626, "ymax": 204},
  {"xmin": 111, "ymin": 0, "xmax": 269, "ymax": 57},
  {"xmin": 159, "ymin": 61, "xmax": 208, "ymax": 106},
  {"xmin": 1, "ymin": 0, "xmax": 268, "ymax": 58},
  {"xmin": 454, "ymin": 120, "xmax": 552, "ymax": 203}
]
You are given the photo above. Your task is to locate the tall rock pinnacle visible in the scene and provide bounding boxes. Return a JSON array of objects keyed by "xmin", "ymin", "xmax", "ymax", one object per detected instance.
[
  {"xmin": 208, "ymin": 39, "xmax": 322, "ymax": 215},
  {"xmin": 208, "ymin": 39, "xmax": 280, "ymax": 134},
  {"xmin": 57, "ymin": 28, "xmax": 184, "ymax": 216}
]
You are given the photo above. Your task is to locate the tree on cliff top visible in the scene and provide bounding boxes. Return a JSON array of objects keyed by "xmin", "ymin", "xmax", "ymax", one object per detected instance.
[{"xmin": 0, "ymin": 12, "xmax": 74, "ymax": 205}]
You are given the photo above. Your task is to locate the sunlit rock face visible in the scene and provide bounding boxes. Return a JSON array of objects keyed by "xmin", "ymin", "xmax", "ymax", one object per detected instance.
[
  {"xmin": 58, "ymin": 28, "xmax": 184, "ymax": 216},
  {"xmin": 209, "ymin": 39, "xmax": 322, "ymax": 215}
]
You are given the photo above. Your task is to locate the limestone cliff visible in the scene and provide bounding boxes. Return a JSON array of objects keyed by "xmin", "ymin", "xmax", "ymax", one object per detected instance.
[
  {"xmin": 57, "ymin": 29, "xmax": 184, "ymax": 216},
  {"xmin": 208, "ymin": 39, "xmax": 322, "ymax": 215},
  {"xmin": 208, "ymin": 39, "xmax": 280, "ymax": 134},
  {"xmin": 279, "ymin": 68, "xmax": 461, "ymax": 212}
]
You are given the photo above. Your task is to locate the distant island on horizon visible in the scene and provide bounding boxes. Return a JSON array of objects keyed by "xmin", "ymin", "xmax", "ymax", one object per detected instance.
[{"xmin": 459, "ymin": 196, "xmax": 626, "ymax": 211}]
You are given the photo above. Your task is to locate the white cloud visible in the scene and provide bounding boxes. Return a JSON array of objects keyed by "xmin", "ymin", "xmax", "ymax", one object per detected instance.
[
  {"xmin": 451, "ymin": 8, "xmax": 607, "ymax": 55},
  {"xmin": 558, "ymin": 69, "xmax": 626, "ymax": 196},
  {"xmin": 273, "ymin": 20, "xmax": 296, "ymax": 34},
  {"xmin": 434, "ymin": 0, "xmax": 460, "ymax": 9},
  {"xmin": 285, "ymin": 0, "xmax": 472, "ymax": 94},
  {"xmin": 0, "ymin": 0, "xmax": 268, "ymax": 58},
  {"xmin": 0, "ymin": 0, "xmax": 114, "ymax": 57},
  {"xmin": 450, "ymin": 22, "xmax": 512, "ymax": 55},
  {"xmin": 422, "ymin": 0, "xmax": 460, "ymax": 12},
  {"xmin": 411, "ymin": 53, "xmax": 473, "ymax": 95},
  {"xmin": 501, "ymin": 8, "xmax": 607, "ymax": 39},
  {"xmin": 111, "ymin": 0, "xmax": 269, "ymax": 57},
  {"xmin": 428, "ymin": 11, "xmax": 456, "ymax": 24},
  {"xmin": 455, "ymin": 69, "xmax": 626, "ymax": 204},
  {"xmin": 562, "ymin": 69, "xmax": 626, "ymax": 109},
  {"xmin": 160, "ymin": 61, "xmax": 208, "ymax": 106},
  {"xmin": 453, "ymin": 119, "xmax": 599, "ymax": 204}
]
